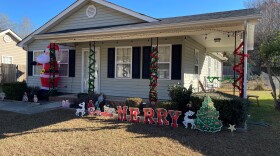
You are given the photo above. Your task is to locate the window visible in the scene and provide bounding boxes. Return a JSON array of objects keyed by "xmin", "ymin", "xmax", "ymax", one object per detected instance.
[
  {"xmin": 2, "ymin": 56, "xmax": 13, "ymax": 64},
  {"xmin": 33, "ymin": 50, "xmax": 44, "ymax": 76},
  {"xmin": 158, "ymin": 45, "xmax": 171, "ymax": 79},
  {"xmin": 115, "ymin": 47, "xmax": 132, "ymax": 78},
  {"xmin": 208, "ymin": 56, "xmax": 211, "ymax": 76},
  {"xmin": 33, "ymin": 49, "xmax": 69, "ymax": 77},
  {"xmin": 57, "ymin": 49, "xmax": 69, "ymax": 77},
  {"xmin": 194, "ymin": 49, "xmax": 199, "ymax": 74}
]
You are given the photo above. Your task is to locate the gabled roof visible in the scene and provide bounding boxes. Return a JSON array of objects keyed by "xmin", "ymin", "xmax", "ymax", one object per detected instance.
[
  {"xmin": 39, "ymin": 8, "xmax": 260, "ymax": 36},
  {"xmin": 0, "ymin": 29, "xmax": 22, "ymax": 41},
  {"xmin": 18, "ymin": 0, "xmax": 158, "ymax": 47}
]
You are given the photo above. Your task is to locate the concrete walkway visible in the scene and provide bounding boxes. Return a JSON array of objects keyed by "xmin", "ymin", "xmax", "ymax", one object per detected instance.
[{"xmin": 0, "ymin": 100, "xmax": 61, "ymax": 115}]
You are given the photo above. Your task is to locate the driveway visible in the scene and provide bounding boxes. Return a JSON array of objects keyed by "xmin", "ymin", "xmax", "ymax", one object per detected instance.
[{"xmin": 0, "ymin": 100, "xmax": 61, "ymax": 115}]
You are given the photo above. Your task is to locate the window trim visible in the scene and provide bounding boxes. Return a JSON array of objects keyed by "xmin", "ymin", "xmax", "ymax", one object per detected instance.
[
  {"xmin": 115, "ymin": 46, "xmax": 133, "ymax": 79},
  {"xmin": 1, "ymin": 55, "xmax": 13, "ymax": 64},
  {"xmin": 33, "ymin": 50, "xmax": 44, "ymax": 76},
  {"xmin": 58, "ymin": 49, "xmax": 70, "ymax": 78},
  {"xmin": 153, "ymin": 44, "xmax": 172, "ymax": 80},
  {"xmin": 194, "ymin": 49, "xmax": 199, "ymax": 75}
]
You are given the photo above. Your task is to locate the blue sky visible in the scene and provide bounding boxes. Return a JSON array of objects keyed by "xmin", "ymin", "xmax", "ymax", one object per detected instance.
[{"xmin": 0, "ymin": 0, "xmax": 246, "ymax": 29}]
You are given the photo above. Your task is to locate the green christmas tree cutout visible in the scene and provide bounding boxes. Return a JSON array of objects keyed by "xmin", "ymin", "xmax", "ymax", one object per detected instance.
[{"xmin": 195, "ymin": 95, "xmax": 223, "ymax": 133}]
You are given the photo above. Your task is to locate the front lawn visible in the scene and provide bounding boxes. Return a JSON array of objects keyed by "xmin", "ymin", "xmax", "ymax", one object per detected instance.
[{"xmin": 0, "ymin": 90, "xmax": 280, "ymax": 155}]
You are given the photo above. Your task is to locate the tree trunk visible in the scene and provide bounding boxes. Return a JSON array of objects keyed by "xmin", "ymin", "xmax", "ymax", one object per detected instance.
[{"xmin": 266, "ymin": 60, "xmax": 280, "ymax": 110}]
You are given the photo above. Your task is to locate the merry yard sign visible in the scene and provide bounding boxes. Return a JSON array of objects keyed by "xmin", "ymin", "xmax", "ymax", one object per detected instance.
[{"xmin": 117, "ymin": 106, "xmax": 182, "ymax": 128}]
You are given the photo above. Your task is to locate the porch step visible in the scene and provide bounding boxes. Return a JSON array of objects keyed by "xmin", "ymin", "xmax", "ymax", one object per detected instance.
[{"xmin": 49, "ymin": 94, "xmax": 78, "ymax": 104}]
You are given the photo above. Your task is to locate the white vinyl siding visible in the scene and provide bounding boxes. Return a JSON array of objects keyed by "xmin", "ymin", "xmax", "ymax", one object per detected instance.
[{"xmin": 49, "ymin": 2, "xmax": 144, "ymax": 33}]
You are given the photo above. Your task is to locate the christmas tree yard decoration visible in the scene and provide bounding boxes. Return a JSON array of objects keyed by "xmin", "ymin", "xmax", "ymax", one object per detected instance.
[{"xmin": 195, "ymin": 95, "xmax": 223, "ymax": 133}]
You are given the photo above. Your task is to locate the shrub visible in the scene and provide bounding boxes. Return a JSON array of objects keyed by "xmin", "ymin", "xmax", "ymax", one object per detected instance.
[
  {"xmin": 254, "ymin": 83, "xmax": 265, "ymax": 91},
  {"xmin": 168, "ymin": 83, "xmax": 193, "ymax": 112},
  {"xmin": 156, "ymin": 101, "xmax": 177, "ymax": 110},
  {"xmin": 125, "ymin": 98, "xmax": 143, "ymax": 108},
  {"xmin": 190, "ymin": 91, "xmax": 250, "ymax": 127},
  {"xmin": 2, "ymin": 82, "xmax": 27, "ymax": 101}
]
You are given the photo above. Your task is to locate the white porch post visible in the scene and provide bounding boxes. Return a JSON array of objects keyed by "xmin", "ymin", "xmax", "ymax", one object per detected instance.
[{"xmin": 243, "ymin": 20, "xmax": 248, "ymax": 98}]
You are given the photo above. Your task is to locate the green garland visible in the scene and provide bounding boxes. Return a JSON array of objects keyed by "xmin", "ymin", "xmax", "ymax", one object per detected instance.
[
  {"xmin": 207, "ymin": 76, "xmax": 234, "ymax": 83},
  {"xmin": 149, "ymin": 46, "xmax": 159, "ymax": 104},
  {"xmin": 88, "ymin": 43, "xmax": 96, "ymax": 96}
]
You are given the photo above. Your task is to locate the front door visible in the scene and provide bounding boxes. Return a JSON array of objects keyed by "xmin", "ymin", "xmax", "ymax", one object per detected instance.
[{"xmin": 81, "ymin": 48, "xmax": 100, "ymax": 93}]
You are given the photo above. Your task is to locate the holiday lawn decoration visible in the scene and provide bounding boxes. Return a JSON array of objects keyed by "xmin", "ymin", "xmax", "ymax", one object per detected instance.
[
  {"xmin": 183, "ymin": 110, "xmax": 196, "ymax": 129},
  {"xmin": 100, "ymin": 105, "xmax": 115, "ymax": 117},
  {"xmin": 31, "ymin": 43, "xmax": 60, "ymax": 91},
  {"xmin": 22, "ymin": 92, "xmax": 28, "ymax": 102},
  {"xmin": 0, "ymin": 92, "xmax": 5, "ymax": 101},
  {"xmin": 228, "ymin": 124, "xmax": 236, "ymax": 133},
  {"xmin": 117, "ymin": 106, "xmax": 181, "ymax": 128},
  {"xmin": 195, "ymin": 95, "xmax": 222, "ymax": 133},
  {"xmin": 76, "ymin": 102, "xmax": 86, "ymax": 117},
  {"xmin": 87, "ymin": 100, "xmax": 95, "ymax": 115},
  {"xmin": 33, "ymin": 95, "xmax": 38, "ymax": 103}
]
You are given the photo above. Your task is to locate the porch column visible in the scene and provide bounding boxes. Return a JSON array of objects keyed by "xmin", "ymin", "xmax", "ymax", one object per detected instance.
[
  {"xmin": 88, "ymin": 42, "xmax": 96, "ymax": 98},
  {"xmin": 243, "ymin": 20, "xmax": 248, "ymax": 99}
]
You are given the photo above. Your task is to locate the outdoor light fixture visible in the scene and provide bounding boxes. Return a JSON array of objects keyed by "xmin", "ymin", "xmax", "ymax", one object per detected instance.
[{"xmin": 214, "ymin": 38, "xmax": 221, "ymax": 43}]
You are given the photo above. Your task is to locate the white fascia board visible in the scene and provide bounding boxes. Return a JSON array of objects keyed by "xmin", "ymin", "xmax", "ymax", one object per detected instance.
[
  {"xmin": 0, "ymin": 29, "xmax": 22, "ymax": 41},
  {"xmin": 92, "ymin": 0, "xmax": 158, "ymax": 22}
]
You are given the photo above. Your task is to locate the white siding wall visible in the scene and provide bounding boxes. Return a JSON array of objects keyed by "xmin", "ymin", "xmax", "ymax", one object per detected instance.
[
  {"xmin": 49, "ymin": 1, "xmax": 144, "ymax": 33},
  {"xmin": 183, "ymin": 36, "xmax": 207, "ymax": 92}
]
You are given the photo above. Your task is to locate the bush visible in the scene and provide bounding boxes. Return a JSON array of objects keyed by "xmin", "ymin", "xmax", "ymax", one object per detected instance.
[
  {"xmin": 156, "ymin": 101, "xmax": 177, "ymax": 110},
  {"xmin": 190, "ymin": 91, "xmax": 250, "ymax": 127},
  {"xmin": 125, "ymin": 98, "xmax": 143, "ymax": 108},
  {"xmin": 168, "ymin": 83, "xmax": 193, "ymax": 112},
  {"xmin": 254, "ymin": 83, "xmax": 265, "ymax": 91},
  {"xmin": 2, "ymin": 82, "xmax": 27, "ymax": 101}
]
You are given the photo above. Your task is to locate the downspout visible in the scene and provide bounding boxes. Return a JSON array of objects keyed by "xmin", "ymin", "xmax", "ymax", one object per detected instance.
[{"xmin": 243, "ymin": 20, "xmax": 248, "ymax": 99}]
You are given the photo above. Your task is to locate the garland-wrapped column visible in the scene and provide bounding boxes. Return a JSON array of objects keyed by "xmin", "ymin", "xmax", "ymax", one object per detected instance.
[
  {"xmin": 49, "ymin": 43, "xmax": 56, "ymax": 94},
  {"xmin": 88, "ymin": 42, "xmax": 96, "ymax": 98},
  {"xmin": 149, "ymin": 38, "xmax": 159, "ymax": 104}
]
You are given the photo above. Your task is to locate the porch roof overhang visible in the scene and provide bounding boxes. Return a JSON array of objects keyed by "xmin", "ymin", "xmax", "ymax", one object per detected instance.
[{"xmin": 34, "ymin": 14, "xmax": 259, "ymax": 44}]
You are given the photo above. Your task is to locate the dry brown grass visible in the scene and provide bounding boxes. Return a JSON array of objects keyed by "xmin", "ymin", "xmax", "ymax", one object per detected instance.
[{"xmin": 0, "ymin": 96, "xmax": 280, "ymax": 156}]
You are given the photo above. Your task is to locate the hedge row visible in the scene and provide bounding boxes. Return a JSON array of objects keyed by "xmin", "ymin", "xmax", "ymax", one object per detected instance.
[{"xmin": 190, "ymin": 92, "xmax": 250, "ymax": 127}]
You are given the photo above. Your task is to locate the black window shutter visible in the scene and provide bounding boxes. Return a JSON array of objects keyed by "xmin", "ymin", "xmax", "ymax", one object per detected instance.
[
  {"xmin": 108, "ymin": 48, "xmax": 115, "ymax": 78},
  {"xmin": 28, "ymin": 51, "xmax": 33, "ymax": 76},
  {"xmin": 171, "ymin": 44, "xmax": 182, "ymax": 80},
  {"xmin": 132, "ymin": 47, "xmax": 141, "ymax": 79},
  {"xmin": 142, "ymin": 46, "xmax": 151, "ymax": 79},
  {"xmin": 69, "ymin": 50, "xmax": 76, "ymax": 77}
]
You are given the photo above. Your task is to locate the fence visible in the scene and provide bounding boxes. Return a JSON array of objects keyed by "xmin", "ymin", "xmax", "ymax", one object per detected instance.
[{"xmin": 0, "ymin": 63, "xmax": 26, "ymax": 84}]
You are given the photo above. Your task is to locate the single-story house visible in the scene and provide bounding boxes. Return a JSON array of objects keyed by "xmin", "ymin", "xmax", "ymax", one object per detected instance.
[
  {"xmin": 18, "ymin": 0, "xmax": 260, "ymax": 99},
  {"xmin": 0, "ymin": 29, "xmax": 26, "ymax": 82}
]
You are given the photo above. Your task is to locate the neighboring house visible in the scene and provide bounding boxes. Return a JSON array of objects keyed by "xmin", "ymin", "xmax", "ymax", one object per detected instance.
[
  {"xmin": 0, "ymin": 29, "xmax": 26, "ymax": 82},
  {"xmin": 18, "ymin": 0, "xmax": 260, "ymax": 99}
]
